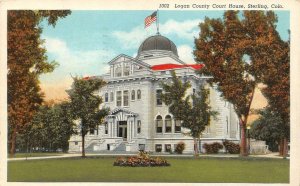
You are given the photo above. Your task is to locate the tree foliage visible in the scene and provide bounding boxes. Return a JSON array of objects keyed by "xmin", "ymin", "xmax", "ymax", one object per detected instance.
[
  {"xmin": 7, "ymin": 10, "xmax": 71, "ymax": 155},
  {"xmin": 161, "ymin": 71, "xmax": 217, "ymax": 156},
  {"xmin": 16, "ymin": 102, "xmax": 75, "ymax": 153},
  {"xmin": 194, "ymin": 11, "xmax": 289, "ymax": 156},
  {"xmin": 250, "ymin": 108, "xmax": 286, "ymax": 152},
  {"xmin": 67, "ymin": 77, "xmax": 109, "ymax": 157}
]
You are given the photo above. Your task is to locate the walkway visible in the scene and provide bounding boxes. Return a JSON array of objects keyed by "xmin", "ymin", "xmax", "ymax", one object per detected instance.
[{"xmin": 8, "ymin": 152, "xmax": 285, "ymax": 161}]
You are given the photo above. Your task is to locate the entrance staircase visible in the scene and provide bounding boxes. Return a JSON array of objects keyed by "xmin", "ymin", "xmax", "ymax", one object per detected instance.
[{"xmin": 113, "ymin": 141, "xmax": 127, "ymax": 152}]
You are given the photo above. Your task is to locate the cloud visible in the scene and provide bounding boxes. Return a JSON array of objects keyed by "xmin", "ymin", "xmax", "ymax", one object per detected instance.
[
  {"xmin": 40, "ymin": 37, "xmax": 116, "ymax": 101},
  {"xmin": 177, "ymin": 45, "xmax": 195, "ymax": 64},
  {"xmin": 112, "ymin": 19, "xmax": 202, "ymax": 50}
]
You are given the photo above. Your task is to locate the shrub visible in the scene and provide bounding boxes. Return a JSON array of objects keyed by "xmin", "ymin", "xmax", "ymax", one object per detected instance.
[
  {"xmin": 113, "ymin": 151, "xmax": 170, "ymax": 167},
  {"xmin": 203, "ymin": 142, "xmax": 223, "ymax": 154},
  {"xmin": 223, "ymin": 140, "xmax": 240, "ymax": 154},
  {"xmin": 175, "ymin": 142, "xmax": 185, "ymax": 154}
]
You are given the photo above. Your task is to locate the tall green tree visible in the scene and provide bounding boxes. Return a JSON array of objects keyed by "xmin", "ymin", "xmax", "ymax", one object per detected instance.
[
  {"xmin": 17, "ymin": 101, "xmax": 75, "ymax": 153},
  {"xmin": 250, "ymin": 107, "xmax": 285, "ymax": 152},
  {"xmin": 194, "ymin": 10, "xmax": 289, "ymax": 156},
  {"xmin": 161, "ymin": 71, "xmax": 217, "ymax": 156},
  {"xmin": 67, "ymin": 77, "xmax": 109, "ymax": 157},
  {"xmin": 7, "ymin": 10, "xmax": 71, "ymax": 155}
]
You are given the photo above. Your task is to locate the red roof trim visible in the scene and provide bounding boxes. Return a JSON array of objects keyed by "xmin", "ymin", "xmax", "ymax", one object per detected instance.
[{"xmin": 151, "ymin": 63, "xmax": 204, "ymax": 71}]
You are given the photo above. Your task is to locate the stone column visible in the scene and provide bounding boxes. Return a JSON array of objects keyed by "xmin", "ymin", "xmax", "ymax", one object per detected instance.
[
  {"xmin": 127, "ymin": 120, "xmax": 131, "ymax": 141},
  {"xmin": 108, "ymin": 122, "xmax": 112, "ymax": 138}
]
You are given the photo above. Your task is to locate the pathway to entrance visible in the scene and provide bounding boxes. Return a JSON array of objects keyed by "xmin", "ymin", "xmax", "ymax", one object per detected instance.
[{"xmin": 8, "ymin": 152, "xmax": 285, "ymax": 161}]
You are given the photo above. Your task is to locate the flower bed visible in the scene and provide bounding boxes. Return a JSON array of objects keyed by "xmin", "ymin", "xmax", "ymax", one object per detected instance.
[{"xmin": 113, "ymin": 151, "xmax": 170, "ymax": 167}]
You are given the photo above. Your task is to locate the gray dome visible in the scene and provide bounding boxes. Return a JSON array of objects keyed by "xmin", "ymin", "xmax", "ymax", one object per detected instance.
[{"xmin": 138, "ymin": 35, "xmax": 178, "ymax": 56}]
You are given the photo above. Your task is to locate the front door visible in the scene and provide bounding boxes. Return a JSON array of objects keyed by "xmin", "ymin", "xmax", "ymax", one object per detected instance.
[{"xmin": 118, "ymin": 121, "xmax": 127, "ymax": 141}]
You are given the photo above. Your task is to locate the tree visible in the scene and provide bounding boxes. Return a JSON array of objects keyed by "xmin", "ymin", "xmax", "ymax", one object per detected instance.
[
  {"xmin": 194, "ymin": 11, "xmax": 289, "ymax": 156},
  {"xmin": 7, "ymin": 10, "xmax": 71, "ymax": 155},
  {"xmin": 67, "ymin": 77, "xmax": 109, "ymax": 157},
  {"xmin": 15, "ymin": 101, "xmax": 75, "ymax": 153},
  {"xmin": 161, "ymin": 71, "xmax": 217, "ymax": 157},
  {"xmin": 250, "ymin": 108, "xmax": 285, "ymax": 152}
]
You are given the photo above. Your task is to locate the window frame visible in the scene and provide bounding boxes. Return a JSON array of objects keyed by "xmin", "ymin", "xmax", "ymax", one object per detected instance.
[
  {"xmin": 123, "ymin": 90, "xmax": 129, "ymax": 107},
  {"xmin": 131, "ymin": 90, "xmax": 135, "ymax": 101},
  {"xmin": 137, "ymin": 89, "xmax": 141, "ymax": 100},
  {"xmin": 110, "ymin": 91, "xmax": 114, "ymax": 102},
  {"xmin": 165, "ymin": 115, "xmax": 172, "ymax": 133},
  {"xmin": 156, "ymin": 89, "xmax": 163, "ymax": 106},
  {"xmin": 155, "ymin": 144, "xmax": 162, "ymax": 152},
  {"xmin": 165, "ymin": 144, "xmax": 171, "ymax": 152},
  {"xmin": 137, "ymin": 120, "xmax": 141, "ymax": 134},
  {"xmin": 104, "ymin": 92, "xmax": 109, "ymax": 102},
  {"xmin": 116, "ymin": 91, "xmax": 122, "ymax": 107},
  {"xmin": 175, "ymin": 120, "xmax": 181, "ymax": 133},
  {"xmin": 156, "ymin": 115, "xmax": 163, "ymax": 133}
]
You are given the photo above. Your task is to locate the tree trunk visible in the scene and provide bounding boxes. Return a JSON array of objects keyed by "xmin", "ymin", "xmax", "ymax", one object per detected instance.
[
  {"xmin": 282, "ymin": 137, "xmax": 288, "ymax": 158},
  {"xmin": 81, "ymin": 132, "xmax": 85, "ymax": 158},
  {"xmin": 9, "ymin": 128, "xmax": 17, "ymax": 156},
  {"xmin": 279, "ymin": 137, "xmax": 284, "ymax": 156},
  {"xmin": 194, "ymin": 138, "xmax": 199, "ymax": 158},
  {"xmin": 240, "ymin": 120, "xmax": 247, "ymax": 156}
]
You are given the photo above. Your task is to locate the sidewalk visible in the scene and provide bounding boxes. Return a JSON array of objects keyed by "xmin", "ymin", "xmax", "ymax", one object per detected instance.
[{"xmin": 8, "ymin": 152, "xmax": 286, "ymax": 161}]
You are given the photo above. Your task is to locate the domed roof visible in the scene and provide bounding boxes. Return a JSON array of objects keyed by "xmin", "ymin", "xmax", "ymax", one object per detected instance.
[{"xmin": 138, "ymin": 35, "xmax": 178, "ymax": 56}]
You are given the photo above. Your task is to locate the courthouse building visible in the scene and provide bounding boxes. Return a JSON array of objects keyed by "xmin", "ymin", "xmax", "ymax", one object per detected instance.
[{"xmin": 68, "ymin": 34, "xmax": 240, "ymax": 153}]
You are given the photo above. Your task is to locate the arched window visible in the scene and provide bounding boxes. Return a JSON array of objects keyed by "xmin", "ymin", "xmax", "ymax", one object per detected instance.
[
  {"xmin": 165, "ymin": 115, "xmax": 172, "ymax": 133},
  {"xmin": 137, "ymin": 89, "xmax": 141, "ymax": 99},
  {"xmin": 175, "ymin": 120, "xmax": 181, "ymax": 133},
  {"xmin": 156, "ymin": 115, "xmax": 163, "ymax": 133},
  {"xmin": 105, "ymin": 93, "xmax": 109, "ymax": 102},
  {"xmin": 137, "ymin": 120, "xmax": 141, "ymax": 133},
  {"xmin": 131, "ymin": 90, "xmax": 135, "ymax": 100}
]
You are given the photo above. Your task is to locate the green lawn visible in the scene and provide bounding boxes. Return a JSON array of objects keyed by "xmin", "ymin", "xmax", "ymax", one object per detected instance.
[
  {"xmin": 8, "ymin": 152, "xmax": 65, "ymax": 158},
  {"xmin": 8, "ymin": 157, "xmax": 289, "ymax": 183}
]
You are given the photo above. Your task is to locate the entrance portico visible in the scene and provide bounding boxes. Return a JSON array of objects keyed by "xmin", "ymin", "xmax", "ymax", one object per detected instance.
[{"xmin": 106, "ymin": 108, "xmax": 138, "ymax": 142}]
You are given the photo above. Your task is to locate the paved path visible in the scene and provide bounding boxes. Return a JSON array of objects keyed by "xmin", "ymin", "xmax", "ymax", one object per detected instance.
[{"xmin": 8, "ymin": 152, "xmax": 286, "ymax": 161}]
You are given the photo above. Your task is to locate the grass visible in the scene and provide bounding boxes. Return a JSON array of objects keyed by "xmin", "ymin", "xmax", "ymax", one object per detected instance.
[
  {"xmin": 8, "ymin": 152, "xmax": 65, "ymax": 158},
  {"xmin": 8, "ymin": 157, "xmax": 289, "ymax": 183}
]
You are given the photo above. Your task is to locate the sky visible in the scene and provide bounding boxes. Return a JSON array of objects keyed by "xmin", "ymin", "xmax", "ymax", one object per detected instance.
[{"xmin": 39, "ymin": 10, "xmax": 290, "ymax": 101}]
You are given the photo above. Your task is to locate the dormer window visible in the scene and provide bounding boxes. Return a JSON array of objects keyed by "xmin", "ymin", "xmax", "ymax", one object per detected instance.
[
  {"xmin": 124, "ymin": 63, "xmax": 130, "ymax": 76},
  {"xmin": 115, "ymin": 65, "xmax": 122, "ymax": 77}
]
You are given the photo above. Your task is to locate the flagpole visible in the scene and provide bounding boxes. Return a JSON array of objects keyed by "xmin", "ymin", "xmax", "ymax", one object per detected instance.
[{"xmin": 156, "ymin": 9, "xmax": 159, "ymax": 35}]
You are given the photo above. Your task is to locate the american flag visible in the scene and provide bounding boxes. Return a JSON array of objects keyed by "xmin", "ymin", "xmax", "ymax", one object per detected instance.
[{"xmin": 145, "ymin": 11, "xmax": 157, "ymax": 28}]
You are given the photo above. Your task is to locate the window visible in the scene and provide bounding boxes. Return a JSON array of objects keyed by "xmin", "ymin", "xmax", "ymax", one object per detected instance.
[
  {"xmin": 137, "ymin": 89, "xmax": 141, "ymax": 99},
  {"xmin": 115, "ymin": 66, "xmax": 122, "ymax": 77},
  {"xmin": 124, "ymin": 64, "xmax": 130, "ymax": 76},
  {"xmin": 165, "ymin": 115, "xmax": 172, "ymax": 133},
  {"xmin": 226, "ymin": 116, "xmax": 229, "ymax": 134},
  {"xmin": 155, "ymin": 144, "xmax": 162, "ymax": 152},
  {"xmin": 105, "ymin": 93, "xmax": 109, "ymax": 102},
  {"xmin": 105, "ymin": 122, "xmax": 108, "ymax": 134},
  {"xmin": 165, "ymin": 144, "xmax": 171, "ymax": 152},
  {"xmin": 90, "ymin": 128, "xmax": 95, "ymax": 135},
  {"xmin": 139, "ymin": 144, "xmax": 145, "ymax": 151},
  {"xmin": 175, "ymin": 120, "xmax": 181, "ymax": 133},
  {"xmin": 156, "ymin": 89, "xmax": 163, "ymax": 105},
  {"xmin": 110, "ymin": 92, "xmax": 114, "ymax": 102},
  {"xmin": 116, "ymin": 91, "xmax": 122, "ymax": 106},
  {"xmin": 123, "ymin": 90, "xmax": 129, "ymax": 106},
  {"xmin": 75, "ymin": 142, "xmax": 78, "ymax": 145},
  {"xmin": 137, "ymin": 120, "xmax": 141, "ymax": 134},
  {"xmin": 131, "ymin": 90, "xmax": 135, "ymax": 100},
  {"xmin": 156, "ymin": 115, "xmax": 163, "ymax": 133}
]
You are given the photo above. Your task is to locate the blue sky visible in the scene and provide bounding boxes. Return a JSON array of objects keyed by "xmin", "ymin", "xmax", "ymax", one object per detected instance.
[{"xmin": 39, "ymin": 10, "xmax": 290, "ymax": 100}]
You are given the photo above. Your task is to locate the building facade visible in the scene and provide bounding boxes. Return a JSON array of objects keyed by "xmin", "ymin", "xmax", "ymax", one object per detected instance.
[{"xmin": 69, "ymin": 35, "xmax": 240, "ymax": 153}]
